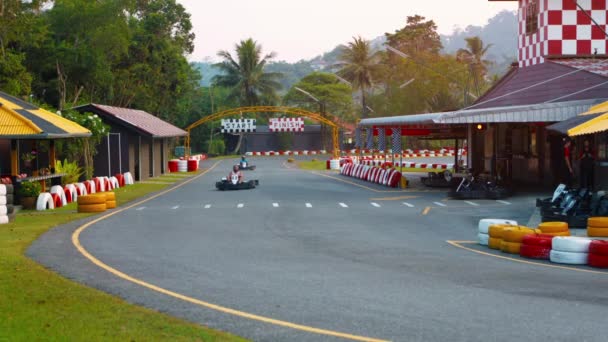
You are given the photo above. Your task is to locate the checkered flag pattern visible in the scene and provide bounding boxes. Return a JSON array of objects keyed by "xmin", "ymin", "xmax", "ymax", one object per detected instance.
[
  {"xmin": 269, "ymin": 118, "xmax": 304, "ymax": 132},
  {"xmin": 355, "ymin": 127, "xmax": 362, "ymax": 148},
  {"xmin": 366, "ymin": 128, "xmax": 374, "ymax": 150},
  {"xmin": 377, "ymin": 127, "xmax": 386, "ymax": 151},
  {"xmin": 221, "ymin": 119, "xmax": 256, "ymax": 133},
  {"xmin": 391, "ymin": 128, "xmax": 402, "ymax": 154}
]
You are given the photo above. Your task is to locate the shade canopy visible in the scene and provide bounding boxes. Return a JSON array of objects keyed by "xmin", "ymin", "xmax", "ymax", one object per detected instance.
[
  {"xmin": 0, "ymin": 91, "xmax": 91, "ymax": 139},
  {"xmin": 568, "ymin": 113, "xmax": 608, "ymax": 136},
  {"xmin": 546, "ymin": 113, "xmax": 604, "ymax": 135}
]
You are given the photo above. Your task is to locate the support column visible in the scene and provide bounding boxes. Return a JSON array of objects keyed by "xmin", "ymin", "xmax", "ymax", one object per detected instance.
[{"xmin": 10, "ymin": 140, "xmax": 18, "ymax": 176}]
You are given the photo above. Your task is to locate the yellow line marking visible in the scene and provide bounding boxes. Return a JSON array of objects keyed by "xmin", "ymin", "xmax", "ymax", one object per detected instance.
[
  {"xmin": 447, "ymin": 240, "xmax": 608, "ymax": 275},
  {"xmin": 422, "ymin": 207, "xmax": 431, "ymax": 215},
  {"xmin": 369, "ymin": 195, "xmax": 418, "ymax": 201},
  {"xmin": 71, "ymin": 160, "xmax": 389, "ymax": 342}
]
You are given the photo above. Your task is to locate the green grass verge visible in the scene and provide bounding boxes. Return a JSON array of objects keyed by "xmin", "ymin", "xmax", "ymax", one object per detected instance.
[{"xmin": 0, "ymin": 175, "xmax": 247, "ymax": 341}]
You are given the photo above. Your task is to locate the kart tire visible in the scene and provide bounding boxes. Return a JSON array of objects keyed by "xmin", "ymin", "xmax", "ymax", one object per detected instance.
[
  {"xmin": 519, "ymin": 244, "xmax": 551, "ymax": 260},
  {"xmin": 479, "ymin": 219, "xmax": 518, "ymax": 234},
  {"xmin": 102, "ymin": 192, "xmax": 116, "ymax": 201},
  {"xmin": 587, "ymin": 217, "xmax": 608, "ymax": 228},
  {"xmin": 501, "ymin": 241, "xmax": 521, "ymax": 254},
  {"xmin": 503, "ymin": 227, "xmax": 537, "ymax": 243},
  {"xmin": 549, "ymin": 250, "xmax": 588, "ymax": 265},
  {"xmin": 36, "ymin": 193, "xmax": 55, "ymax": 211},
  {"xmin": 551, "ymin": 237, "xmax": 594, "ymax": 253},
  {"xmin": 106, "ymin": 200, "xmax": 117, "ymax": 209},
  {"xmin": 488, "ymin": 237, "xmax": 502, "ymax": 250},
  {"xmin": 478, "ymin": 233, "xmax": 489, "ymax": 246},
  {"xmin": 587, "ymin": 227, "xmax": 608, "ymax": 237},
  {"xmin": 0, "ymin": 215, "xmax": 8, "ymax": 224},
  {"xmin": 538, "ymin": 222, "xmax": 569, "ymax": 233},
  {"xmin": 78, "ymin": 194, "xmax": 106, "ymax": 205},
  {"xmin": 589, "ymin": 240, "xmax": 608, "ymax": 256},
  {"xmin": 522, "ymin": 234, "xmax": 554, "ymax": 248},
  {"xmin": 78, "ymin": 203, "xmax": 107, "ymax": 213},
  {"xmin": 588, "ymin": 253, "xmax": 608, "ymax": 268}
]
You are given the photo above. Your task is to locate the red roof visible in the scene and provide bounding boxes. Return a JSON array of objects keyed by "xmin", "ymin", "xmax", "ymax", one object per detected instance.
[
  {"xmin": 471, "ymin": 58, "xmax": 608, "ymax": 109},
  {"xmin": 75, "ymin": 104, "xmax": 187, "ymax": 138}
]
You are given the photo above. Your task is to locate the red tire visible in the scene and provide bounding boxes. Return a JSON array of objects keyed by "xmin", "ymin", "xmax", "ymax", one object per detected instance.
[
  {"xmin": 521, "ymin": 234, "xmax": 553, "ymax": 248},
  {"xmin": 51, "ymin": 193, "xmax": 62, "ymax": 208},
  {"xmin": 63, "ymin": 186, "xmax": 73, "ymax": 203},
  {"xmin": 588, "ymin": 253, "xmax": 608, "ymax": 268},
  {"xmin": 589, "ymin": 240, "xmax": 608, "ymax": 256},
  {"xmin": 388, "ymin": 170, "xmax": 402, "ymax": 188},
  {"xmin": 519, "ymin": 244, "xmax": 551, "ymax": 260}
]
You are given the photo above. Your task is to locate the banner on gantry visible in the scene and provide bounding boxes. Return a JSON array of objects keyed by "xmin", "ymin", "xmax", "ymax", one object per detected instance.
[
  {"xmin": 221, "ymin": 119, "xmax": 256, "ymax": 133},
  {"xmin": 269, "ymin": 118, "xmax": 304, "ymax": 132}
]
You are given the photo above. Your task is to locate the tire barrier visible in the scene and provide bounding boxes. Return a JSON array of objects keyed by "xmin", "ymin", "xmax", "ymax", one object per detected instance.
[
  {"xmin": 187, "ymin": 159, "xmax": 199, "ymax": 172},
  {"xmin": 478, "ymin": 219, "xmax": 518, "ymax": 234},
  {"xmin": 340, "ymin": 164, "xmax": 401, "ymax": 188},
  {"xmin": 78, "ymin": 203, "xmax": 107, "ymax": 213},
  {"xmin": 549, "ymin": 236, "xmax": 592, "ymax": 265},
  {"xmin": 109, "ymin": 176, "xmax": 120, "ymax": 189},
  {"xmin": 358, "ymin": 159, "xmax": 455, "ymax": 170},
  {"xmin": 587, "ymin": 217, "xmax": 608, "ymax": 237},
  {"xmin": 36, "ymin": 192, "xmax": 55, "ymax": 211},
  {"xmin": 75, "ymin": 183, "xmax": 88, "ymax": 196},
  {"xmin": 245, "ymin": 148, "xmax": 467, "ymax": 158},
  {"xmin": 538, "ymin": 221, "xmax": 570, "ymax": 236},
  {"xmin": 488, "ymin": 224, "xmax": 516, "ymax": 250},
  {"xmin": 86, "ymin": 180, "xmax": 96, "ymax": 194},
  {"xmin": 77, "ymin": 194, "xmax": 107, "ymax": 213},
  {"xmin": 0, "ymin": 184, "xmax": 6, "ymax": 196},
  {"xmin": 64, "ymin": 184, "xmax": 78, "ymax": 203},
  {"xmin": 588, "ymin": 240, "xmax": 608, "ymax": 268},
  {"xmin": 102, "ymin": 192, "xmax": 117, "ymax": 209},
  {"xmin": 50, "ymin": 185, "xmax": 68, "ymax": 207},
  {"xmin": 500, "ymin": 226, "xmax": 536, "ymax": 254},
  {"xmin": 177, "ymin": 160, "xmax": 188, "ymax": 172},
  {"xmin": 478, "ymin": 233, "xmax": 489, "ymax": 246},
  {"xmin": 94, "ymin": 177, "xmax": 105, "ymax": 192},
  {"xmin": 124, "ymin": 172, "xmax": 134, "ymax": 185},
  {"xmin": 115, "ymin": 173, "xmax": 125, "ymax": 187},
  {"xmin": 0, "ymin": 184, "xmax": 14, "ymax": 224},
  {"xmin": 549, "ymin": 250, "xmax": 589, "ymax": 265}
]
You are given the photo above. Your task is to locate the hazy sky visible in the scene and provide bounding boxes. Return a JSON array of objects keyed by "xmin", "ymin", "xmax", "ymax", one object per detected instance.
[{"xmin": 177, "ymin": 0, "xmax": 517, "ymax": 63}]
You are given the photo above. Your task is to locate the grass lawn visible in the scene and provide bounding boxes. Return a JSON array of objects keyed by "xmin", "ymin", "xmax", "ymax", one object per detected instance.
[
  {"xmin": 296, "ymin": 160, "xmax": 450, "ymax": 174},
  {"xmin": 0, "ymin": 175, "xmax": 246, "ymax": 341}
]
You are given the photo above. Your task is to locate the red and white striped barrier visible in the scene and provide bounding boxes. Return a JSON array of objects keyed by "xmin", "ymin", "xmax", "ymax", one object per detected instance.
[
  {"xmin": 340, "ymin": 163, "xmax": 401, "ymax": 188},
  {"xmin": 245, "ymin": 148, "xmax": 467, "ymax": 158}
]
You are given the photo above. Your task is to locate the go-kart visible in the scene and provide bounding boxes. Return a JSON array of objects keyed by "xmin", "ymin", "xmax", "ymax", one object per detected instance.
[
  {"xmin": 421, "ymin": 170, "xmax": 461, "ymax": 188},
  {"xmin": 538, "ymin": 185, "xmax": 592, "ymax": 228},
  {"xmin": 238, "ymin": 161, "xmax": 256, "ymax": 171},
  {"xmin": 216, "ymin": 174, "xmax": 259, "ymax": 191}
]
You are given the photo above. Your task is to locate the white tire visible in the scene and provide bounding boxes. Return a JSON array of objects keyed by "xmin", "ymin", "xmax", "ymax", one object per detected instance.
[
  {"xmin": 50, "ymin": 185, "xmax": 68, "ymax": 207},
  {"xmin": 124, "ymin": 172, "xmax": 134, "ymax": 185},
  {"xmin": 36, "ymin": 192, "xmax": 55, "ymax": 211},
  {"xmin": 76, "ymin": 183, "xmax": 87, "ymax": 196},
  {"xmin": 88, "ymin": 180, "xmax": 96, "ymax": 194},
  {"xmin": 478, "ymin": 219, "xmax": 518, "ymax": 234},
  {"xmin": 550, "ymin": 250, "xmax": 588, "ymax": 265},
  {"xmin": 0, "ymin": 196, "xmax": 5, "ymax": 205},
  {"xmin": 552, "ymin": 237, "xmax": 594, "ymax": 253},
  {"xmin": 478, "ymin": 233, "xmax": 489, "ymax": 246},
  {"xmin": 0, "ymin": 215, "xmax": 8, "ymax": 224},
  {"xmin": 65, "ymin": 184, "xmax": 78, "ymax": 203},
  {"xmin": 0, "ymin": 184, "xmax": 5, "ymax": 196},
  {"xmin": 0, "ymin": 205, "xmax": 6, "ymax": 215}
]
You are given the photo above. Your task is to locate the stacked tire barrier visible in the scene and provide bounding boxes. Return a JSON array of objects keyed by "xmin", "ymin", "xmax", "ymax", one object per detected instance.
[
  {"xmin": 488, "ymin": 224, "xmax": 517, "ymax": 250},
  {"xmin": 77, "ymin": 194, "xmax": 107, "ymax": 213},
  {"xmin": 587, "ymin": 217, "xmax": 608, "ymax": 237},
  {"xmin": 550, "ymin": 237, "xmax": 592, "ymax": 265},
  {"xmin": 0, "ymin": 184, "xmax": 15, "ymax": 224},
  {"xmin": 538, "ymin": 221, "xmax": 570, "ymax": 236},
  {"xmin": 36, "ymin": 192, "xmax": 55, "ymax": 211},
  {"xmin": 340, "ymin": 163, "xmax": 402, "ymax": 188},
  {"xmin": 104, "ymin": 192, "xmax": 116, "ymax": 209},
  {"xmin": 520, "ymin": 233, "xmax": 553, "ymax": 260},
  {"xmin": 478, "ymin": 219, "xmax": 517, "ymax": 246},
  {"xmin": 177, "ymin": 160, "xmax": 188, "ymax": 173},
  {"xmin": 501, "ymin": 226, "xmax": 537, "ymax": 254},
  {"xmin": 588, "ymin": 241, "xmax": 608, "ymax": 268}
]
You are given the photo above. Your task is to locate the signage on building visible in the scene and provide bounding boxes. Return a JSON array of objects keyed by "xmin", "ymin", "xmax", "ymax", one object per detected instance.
[
  {"xmin": 220, "ymin": 119, "xmax": 256, "ymax": 133},
  {"xmin": 269, "ymin": 118, "xmax": 304, "ymax": 132}
]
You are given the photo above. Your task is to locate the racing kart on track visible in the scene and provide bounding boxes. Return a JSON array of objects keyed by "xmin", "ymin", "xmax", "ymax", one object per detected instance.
[
  {"xmin": 238, "ymin": 161, "xmax": 256, "ymax": 171},
  {"xmin": 215, "ymin": 174, "xmax": 259, "ymax": 191}
]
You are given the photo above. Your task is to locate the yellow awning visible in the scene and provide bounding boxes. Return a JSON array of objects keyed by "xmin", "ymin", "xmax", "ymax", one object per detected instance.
[
  {"xmin": 580, "ymin": 101, "xmax": 608, "ymax": 116},
  {"xmin": 0, "ymin": 91, "xmax": 91, "ymax": 139},
  {"xmin": 568, "ymin": 113, "xmax": 608, "ymax": 136}
]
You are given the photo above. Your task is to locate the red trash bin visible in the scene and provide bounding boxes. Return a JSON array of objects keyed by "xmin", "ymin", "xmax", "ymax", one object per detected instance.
[{"xmin": 187, "ymin": 159, "xmax": 198, "ymax": 172}]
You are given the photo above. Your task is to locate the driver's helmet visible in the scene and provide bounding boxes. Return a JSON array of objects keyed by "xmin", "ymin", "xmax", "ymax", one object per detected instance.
[
  {"xmin": 233, "ymin": 165, "xmax": 239, "ymax": 172},
  {"xmin": 241, "ymin": 155, "xmax": 246, "ymax": 159}
]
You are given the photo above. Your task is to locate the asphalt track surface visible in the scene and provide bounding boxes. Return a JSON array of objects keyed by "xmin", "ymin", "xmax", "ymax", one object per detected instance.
[{"xmin": 29, "ymin": 157, "xmax": 608, "ymax": 342}]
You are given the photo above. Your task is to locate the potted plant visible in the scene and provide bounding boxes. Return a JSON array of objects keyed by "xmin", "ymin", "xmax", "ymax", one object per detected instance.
[
  {"xmin": 17, "ymin": 181, "xmax": 41, "ymax": 210},
  {"xmin": 21, "ymin": 151, "xmax": 37, "ymax": 168}
]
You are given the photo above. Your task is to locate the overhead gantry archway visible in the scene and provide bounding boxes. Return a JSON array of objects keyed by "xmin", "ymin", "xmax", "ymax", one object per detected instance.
[{"xmin": 184, "ymin": 106, "xmax": 341, "ymax": 158}]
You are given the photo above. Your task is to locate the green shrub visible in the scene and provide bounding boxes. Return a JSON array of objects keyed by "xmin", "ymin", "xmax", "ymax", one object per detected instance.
[
  {"xmin": 17, "ymin": 181, "xmax": 41, "ymax": 197},
  {"xmin": 209, "ymin": 139, "xmax": 225, "ymax": 155},
  {"xmin": 55, "ymin": 159, "xmax": 84, "ymax": 184}
]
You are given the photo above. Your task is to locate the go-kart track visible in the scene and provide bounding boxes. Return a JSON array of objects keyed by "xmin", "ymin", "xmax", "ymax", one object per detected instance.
[{"xmin": 29, "ymin": 157, "xmax": 608, "ymax": 342}]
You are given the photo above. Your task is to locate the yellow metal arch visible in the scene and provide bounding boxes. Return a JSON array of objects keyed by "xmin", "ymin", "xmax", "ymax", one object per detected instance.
[{"xmin": 185, "ymin": 106, "xmax": 341, "ymax": 158}]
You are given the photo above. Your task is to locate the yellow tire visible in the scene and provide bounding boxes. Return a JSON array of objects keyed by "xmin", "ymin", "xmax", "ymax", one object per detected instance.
[
  {"xmin": 488, "ymin": 237, "xmax": 502, "ymax": 250},
  {"xmin": 106, "ymin": 200, "xmax": 117, "ymax": 209},
  {"xmin": 542, "ymin": 231, "xmax": 571, "ymax": 237},
  {"xmin": 77, "ymin": 194, "xmax": 106, "ymax": 205},
  {"xmin": 488, "ymin": 224, "xmax": 515, "ymax": 238},
  {"xmin": 78, "ymin": 203, "xmax": 107, "ymax": 213},
  {"xmin": 500, "ymin": 241, "xmax": 521, "ymax": 254},
  {"xmin": 587, "ymin": 217, "xmax": 608, "ymax": 228},
  {"xmin": 538, "ymin": 221, "xmax": 568, "ymax": 233},
  {"xmin": 503, "ymin": 227, "xmax": 537, "ymax": 243},
  {"xmin": 102, "ymin": 191, "xmax": 116, "ymax": 201},
  {"xmin": 588, "ymin": 227, "xmax": 608, "ymax": 237}
]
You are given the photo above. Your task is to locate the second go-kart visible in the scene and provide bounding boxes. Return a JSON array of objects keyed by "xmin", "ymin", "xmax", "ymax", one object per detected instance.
[
  {"xmin": 216, "ymin": 174, "xmax": 259, "ymax": 191},
  {"xmin": 238, "ymin": 161, "xmax": 256, "ymax": 171}
]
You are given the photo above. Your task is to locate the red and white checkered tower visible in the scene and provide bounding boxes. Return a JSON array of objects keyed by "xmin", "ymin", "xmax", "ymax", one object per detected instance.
[{"xmin": 495, "ymin": 0, "xmax": 608, "ymax": 67}]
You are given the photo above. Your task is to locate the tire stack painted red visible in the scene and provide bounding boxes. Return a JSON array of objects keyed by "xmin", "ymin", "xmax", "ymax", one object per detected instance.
[
  {"xmin": 519, "ymin": 234, "xmax": 553, "ymax": 260},
  {"xmin": 588, "ymin": 240, "xmax": 608, "ymax": 268},
  {"xmin": 168, "ymin": 160, "xmax": 179, "ymax": 173},
  {"xmin": 340, "ymin": 164, "xmax": 401, "ymax": 188}
]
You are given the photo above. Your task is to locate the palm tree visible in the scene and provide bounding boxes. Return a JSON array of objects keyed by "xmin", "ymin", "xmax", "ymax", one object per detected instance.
[
  {"xmin": 213, "ymin": 38, "xmax": 282, "ymax": 152},
  {"xmin": 457, "ymin": 37, "xmax": 493, "ymax": 97},
  {"xmin": 336, "ymin": 36, "xmax": 379, "ymax": 118}
]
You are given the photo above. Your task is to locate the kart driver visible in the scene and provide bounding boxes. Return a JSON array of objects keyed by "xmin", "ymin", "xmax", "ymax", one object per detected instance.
[
  {"xmin": 229, "ymin": 165, "xmax": 244, "ymax": 184},
  {"xmin": 240, "ymin": 155, "xmax": 248, "ymax": 168}
]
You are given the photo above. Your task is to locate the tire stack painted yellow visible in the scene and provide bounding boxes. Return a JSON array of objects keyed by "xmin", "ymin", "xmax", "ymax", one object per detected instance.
[
  {"xmin": 488, "ymin": 224, "xmax": 516, "ymax": 250},
  {"xmin": 103, "ymin": 191, "xmax": 117, "ymax": 209},
  {"xmin": 538, "ymin": 222, "xmax": 570, "ymax": 236},
  {"xmin": 587, "ymin": 217, "xmax": 608, "ymax": 237},
  {"xmin": 77, "ymin": 194, "xmax": 107, "ymax": 213},
  {"xmin": 501, "ymin": 226, "xmax": 537, "ymax": 254}
]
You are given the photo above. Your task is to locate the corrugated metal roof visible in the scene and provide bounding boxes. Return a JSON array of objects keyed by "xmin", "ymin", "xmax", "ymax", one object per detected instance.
[
  {"xmin": 581, "ymin": 100, "xmax": 608, "ymax": 115},
  {"xmin": 569, "ymin": 113, "xmax": 608, "ymax": 136},
  {"xmin": 547, "ymin": 113, "xmax": 604, "ymax": 135},
  {"xmin": 0, "ymin": 91, "xmax": 91, "ymax": 139},
  {"xmin": 75, "ymin": 104, "xmax": 187, "ymax": 138},
  {"xmin": 359, "ymin": 113, "xmax": 442, "ymax": 127}
]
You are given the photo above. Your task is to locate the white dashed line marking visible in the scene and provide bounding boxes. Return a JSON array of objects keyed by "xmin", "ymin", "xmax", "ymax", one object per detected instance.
[
  {"xmin": 237, "ymin": 203, "xmax": 244, "ymax": 208},
  {"xmin": 402, "ymin": 202, "xmax": 414, "ymax": 208},
  {"xmin": 204, "ymin": 204, "xmax": 211, "ymax": 209},
  {"xmin": 339, "ymin": 203, "xmax": 348, "ymax": 208},
  {"xmin": 136, "ymin": 207, "xmax": 146, "ymax": 211},
  {"xmin": 464, "ymin": 201, "xmax": 479, "ymax": 207},
  {"xmin": 273, "ymin": 203, "xmax": 279, "ymax": 207},
  {"xmin": 433, "ymin": 202, "xmax": 447, "ymax": 207},
  {"xmin": 371, "ymin": 202, "xmax": 381, "ymax": 207},
  {"xmin": 171, "ymin": 205, "xmax": 180, "ymax": 210},
  {"xmin": 306, "ymin": 203, "xmax": 312, "ymax": 208},
  {"xmin": 497, "ymin": 200, "xmax": 511, "ymax": 205}
]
